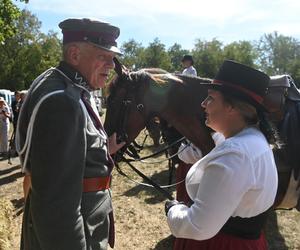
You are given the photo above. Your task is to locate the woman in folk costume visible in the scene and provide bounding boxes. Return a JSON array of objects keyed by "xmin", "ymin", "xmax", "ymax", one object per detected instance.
[
  {"xmin": 165, "ymin": 60, "xmax": 279, "ymax": 250},
  {"xmin": 0, "ymin": 97, "xmax": 11, "ymax": 156}
]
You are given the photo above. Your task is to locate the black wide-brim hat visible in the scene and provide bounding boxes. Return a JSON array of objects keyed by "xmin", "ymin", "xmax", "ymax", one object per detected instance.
[
  {"xmin": 59, "ymin": 18, "xmax": 121, "ymax": 55},
  {"xmin": 181, "ymin": 54, "xmax": 194, "ymax": 64},
  {"xmin": 201, "ymin": 60, "xmax": 270, "ymax": 111}
]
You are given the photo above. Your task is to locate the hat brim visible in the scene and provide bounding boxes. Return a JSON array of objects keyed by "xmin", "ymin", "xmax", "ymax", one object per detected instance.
[
  {"xmin": 90, "ymin": 42, "xmax": 122, "ymax": 55},
  {"xmin": 200, "ymin": 82, "xmax": 268, "ymax": 112}
]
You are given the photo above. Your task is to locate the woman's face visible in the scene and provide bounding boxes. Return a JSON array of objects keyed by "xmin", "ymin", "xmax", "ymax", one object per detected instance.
[{"xmin": 201, "ymin": 89, "xmax": 232, "ymax": 133}]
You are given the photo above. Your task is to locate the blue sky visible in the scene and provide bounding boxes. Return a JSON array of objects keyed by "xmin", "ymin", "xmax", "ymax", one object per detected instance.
[{"xmin": 16, "ymin": 0, "xmax": 300, "ymax": 50}]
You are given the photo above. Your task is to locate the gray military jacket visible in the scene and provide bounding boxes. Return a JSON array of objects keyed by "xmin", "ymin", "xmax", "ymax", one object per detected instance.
[{"xmin": 17, "ymin": 62, "xmax": 114, "ymax": 250}]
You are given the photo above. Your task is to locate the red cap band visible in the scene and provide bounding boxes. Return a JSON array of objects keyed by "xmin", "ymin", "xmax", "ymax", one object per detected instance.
[{"xmin": 212, "ymin": 79, "xmax": 264, "ymax": 104}]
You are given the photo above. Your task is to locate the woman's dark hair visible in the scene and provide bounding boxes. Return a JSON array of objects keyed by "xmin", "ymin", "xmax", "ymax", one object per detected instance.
[
  {"xmin": 257, "ymin": 110, "xmax": 282, "ymax": 149},
  {"xmin": 223, "ymin": 94, "xmax": 282, "ymax": 149}
]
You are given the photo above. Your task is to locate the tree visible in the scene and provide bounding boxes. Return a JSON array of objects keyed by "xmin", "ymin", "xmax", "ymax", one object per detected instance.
[
  {"xmin": 120, "ymin": 39, "xmax": 144, "ymax": 70},
  {"xmin": 257, "ymin": 32, "xmax": 300, "ymax": 78},
  {"xmin": 0, "ymin": 10, "xmax": 61, "ymax": 90},
  {"xmin": 192, "ymin": 39, "xmax": 224, "ymax": 78},
  {"xmin": 167, "ymin": 43, "xmax": 189, "ymax": 73},
  {"xmin": 287, "ymin": 60, "xmax": 300, "ymax": 87},
  {"xmin": 0, "ymin": 0, "xmax": 28, "ymax": 44},
  {"xmin": 223, "ymin": 41, "xmax": 257, "ymax": 67},
  {"xmin": 21, "ymin": 31, "xmax": 61, "ymax": 88},
  {"xmin": 0, "ymin": 0, "xmax": 20, "ymax": 43},
  {"xmin": 140, "ymin": 38, "xmax": 172, "ymax": 71}
]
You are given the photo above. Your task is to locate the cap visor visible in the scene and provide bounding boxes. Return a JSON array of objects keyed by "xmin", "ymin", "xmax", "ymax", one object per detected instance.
[{"xmin": 90, "ymin": 42, "xmax": 122, "ymax": 55}]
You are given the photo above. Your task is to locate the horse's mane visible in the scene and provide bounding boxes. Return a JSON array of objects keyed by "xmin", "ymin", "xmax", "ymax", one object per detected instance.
[
  {"xmin": 108, "ymin": 68, "xmax": 212, "ymax": 96},
  {"xmin": 134, "ymin": 69, "xmax": 212, "ymax": 87},
  {"xmin": 141, "ymin": 68, "xmax": 169, "ymax": 74},
  {"xmin": 176, "ymin": 74, "xmax": 212, "ymax": 84},
  {"xmin": 280, "ymin": 99, "xmax": 300, "ymax": 179}
]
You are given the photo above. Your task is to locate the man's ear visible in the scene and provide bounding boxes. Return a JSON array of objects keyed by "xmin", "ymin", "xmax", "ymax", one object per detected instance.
[{"xmin": 67, "ymin": 45, "xmax": 81, "ymax": 65}]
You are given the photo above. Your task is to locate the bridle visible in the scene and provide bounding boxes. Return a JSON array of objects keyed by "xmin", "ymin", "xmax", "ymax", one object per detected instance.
[
  {"xmin": 108, "ymin": 72, "xmax": 186, "ymax": 200},
  {"xmin": 113, "ymin": 73, "xmax": 146, "ymax": 146}
]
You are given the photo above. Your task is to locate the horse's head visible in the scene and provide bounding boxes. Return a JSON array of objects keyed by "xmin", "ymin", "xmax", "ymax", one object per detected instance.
[
  {"xmin": 104, "ymin": 58, "xmax": 154, "ymax": 145},
  {"xmin": 105, "ymin": 59, "xmax": 215, "ymax": 156}
]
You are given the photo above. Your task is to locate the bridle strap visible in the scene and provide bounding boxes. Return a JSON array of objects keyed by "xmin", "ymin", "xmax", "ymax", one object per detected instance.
[
  {"xmin": 116, "ymin": 99, "xmax": 131, "ymax": 143},
  {"xmin": 115, "ymin": 161, "xmax": 185, "ymax": 188},
  {"xmin": 115, "ymin": 81, "xmax": 145, "ymax": 144},
  {"xmin": 120, "ymin": 156, "xmax": 174, "ymax": 200},
  {"xmin": 124, "ymin": 136, "xmax": 186, "ymax": 164}
]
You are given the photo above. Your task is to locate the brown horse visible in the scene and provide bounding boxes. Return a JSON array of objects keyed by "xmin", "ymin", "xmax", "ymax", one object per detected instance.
[{"xmin": 104, "ymin": 59, "xmax": 300, "ymax": 210}]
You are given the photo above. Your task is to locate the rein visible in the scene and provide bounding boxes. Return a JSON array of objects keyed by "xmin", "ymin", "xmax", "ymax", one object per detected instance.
[
  {"xmin": 114, "ymin": 136, "xmax": 187, "ymax": 200},
  {"xmin": 117, "ymin": 156, "xmax": 174, "ymax": 200},
  {"xmin": 124, "ymin": 136, "xmax": 186, "ymax": 164}
]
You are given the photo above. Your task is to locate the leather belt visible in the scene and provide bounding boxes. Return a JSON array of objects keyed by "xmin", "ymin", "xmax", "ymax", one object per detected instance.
[{"xmin": 83, "ymin": 176, "xmax": 111, "ymax": 192}]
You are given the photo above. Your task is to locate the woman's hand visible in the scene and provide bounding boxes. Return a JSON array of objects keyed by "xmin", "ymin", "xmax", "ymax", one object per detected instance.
[{"xmin": 108, "ymin": 132, "xmax": 126, "ymax": 155}]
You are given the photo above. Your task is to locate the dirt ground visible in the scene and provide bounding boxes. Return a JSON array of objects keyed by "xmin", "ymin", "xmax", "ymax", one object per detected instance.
[{"xmin": 0, "ymin": 134, "xmax": 300, "ymax": 250}]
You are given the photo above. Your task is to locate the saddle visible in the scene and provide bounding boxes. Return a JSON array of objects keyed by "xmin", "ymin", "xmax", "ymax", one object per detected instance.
[
  {"xmin": 264, "ymin": 75, "xmax": 300, "ymax": 121},
  {"xmin": 267, "ymin": 76, "xmax": 300, "ymax": 210}
]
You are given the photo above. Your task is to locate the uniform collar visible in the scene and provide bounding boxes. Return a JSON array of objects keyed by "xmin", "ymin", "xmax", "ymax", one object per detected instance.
[{"xmin": 57, "ymin": 61, "xmax": 93, "ymax": 92}]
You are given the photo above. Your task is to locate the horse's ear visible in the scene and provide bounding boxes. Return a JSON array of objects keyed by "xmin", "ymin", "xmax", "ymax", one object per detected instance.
[
  {"xmin": 114, "ymin": 57, "xmax": 129, "ymax": 76},
  {"xmin": 114, "ymin": 57, "xmax": 123, "ymax": 76}
]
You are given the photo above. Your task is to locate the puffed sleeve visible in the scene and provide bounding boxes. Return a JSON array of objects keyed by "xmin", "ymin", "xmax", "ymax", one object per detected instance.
[
  {"xmin": 178, "ymin": 133, "xmax": 225, "ymax": 164},
  {"xmin": 178, "ymin": 141, "xmax": 203, "ymax": 164},
  {"xmin": 167, "ymin": 150, "xmax": 254, "ymax": 240},
  {"xmin": 29, "ymin": 93, "xmax": 87, "ymax": 249}
]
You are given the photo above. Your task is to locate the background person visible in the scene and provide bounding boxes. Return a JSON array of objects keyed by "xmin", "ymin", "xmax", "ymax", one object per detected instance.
[
  {"xmin": 16, "ymin": 18, "xmax": 125, "ymax": 250},
  {"xmin": 166, "ymin": 60, "xmax": 279, "ymax": 250},
  {"xmin": 11, "ymin": 91, "xmax": 21, "ymax": 132},
  {"xmin": 181, "ymin": 55, "xmax": 197, "ymax": 76},
  {"xmin": 0, "ymin": 97, "xmax": 11, "ymax": 157}
]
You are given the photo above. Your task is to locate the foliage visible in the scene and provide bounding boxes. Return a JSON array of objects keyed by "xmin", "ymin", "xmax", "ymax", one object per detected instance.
[
  {"xmin": 257, "ymin": 32, "xmax": 300, "ymax": 86},
  {"xmin": 0, "ymin": 0, "xmax": 20, "ymax": 44},
  {"xmin": 167, "ymin": 43, "xmax": 189, "ymax": 73},
  {"xmin": 192, "ymin": 38, "xmax": 224, "ymax": 78},
  {"xmin": 223, "ymin": 41, "xmax": 257, "ymax": 67},
  {"xmin": 139, "ymin": 38, "xmax": 172, "ymax": 71},
  {"xmin": 0, "ymin": 0, "xmax": 29, "ymax": 44},
  {"xmin": 120, "ymin": 39, "xmax": 144, "ymax": 70},
  {"xmin": 0, "ymin": 10, "xmax": 61, "ymax": 90},
  {"xmin": 119, "ymin": 34, "xmax": 300, "ymax": 87},
  {"xmin": 2, "ymin": 3, "xmax": 300, "ymax": 91}
]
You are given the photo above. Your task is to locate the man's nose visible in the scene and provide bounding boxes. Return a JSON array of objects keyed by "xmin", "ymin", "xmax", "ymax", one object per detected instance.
[{"xmin": 107, "ymin": 58, "xmax": 115, "ymax": 69}]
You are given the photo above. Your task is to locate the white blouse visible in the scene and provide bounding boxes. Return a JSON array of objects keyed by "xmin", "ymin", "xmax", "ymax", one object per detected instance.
[
  {"xmin": 178, "ymin": 132, "xmax": 225, "ymax": 164},
  {"xmin": 182, "ymin": 66, "xmax": 197, "ymax": 76},
  {"xmin": 167, "ymin": 127, "xmax": 278, "ymax": 241}
]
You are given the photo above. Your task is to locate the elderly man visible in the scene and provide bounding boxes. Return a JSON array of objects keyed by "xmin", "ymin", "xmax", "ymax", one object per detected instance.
[{"xmin": 16, "ymin": 18, "xmax": 125, "ymax": 250}]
